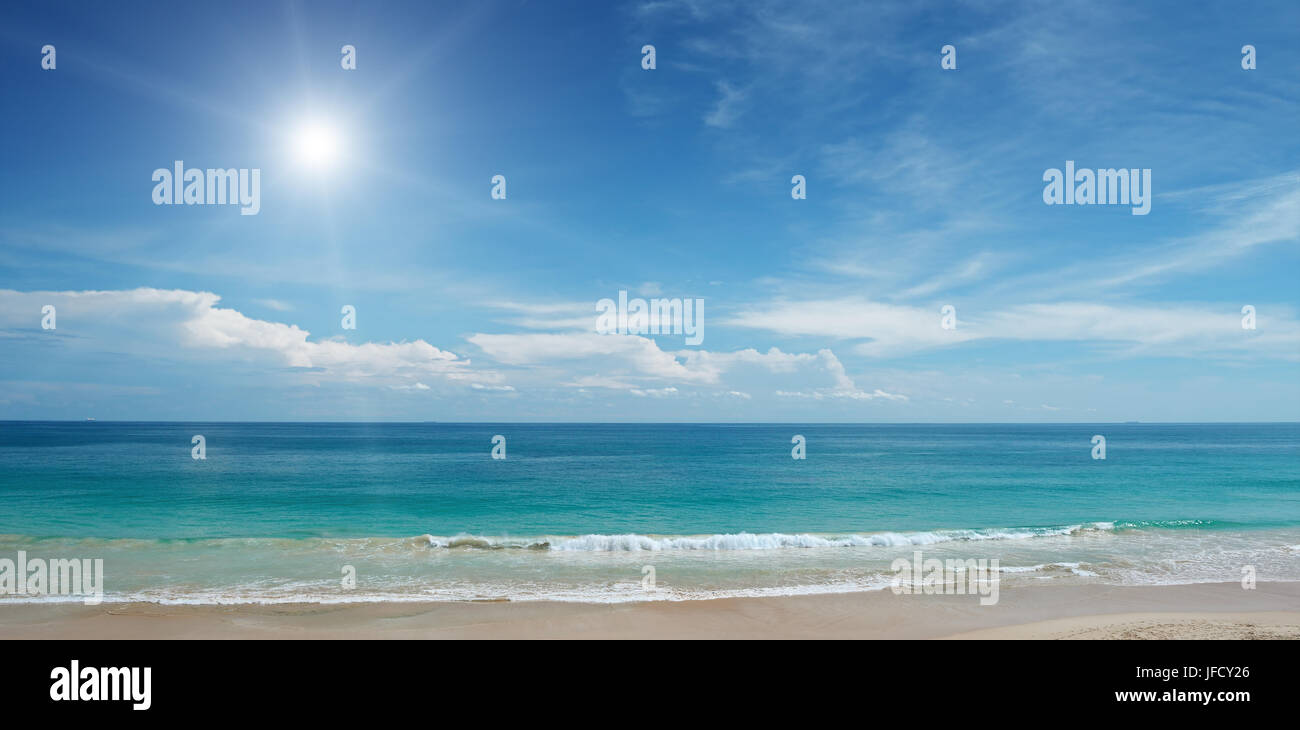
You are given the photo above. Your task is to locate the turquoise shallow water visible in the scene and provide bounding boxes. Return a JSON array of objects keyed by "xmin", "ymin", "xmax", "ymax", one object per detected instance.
[{"xmin": 1, "ymin": 422, "xmax": 1297, "ymax": 602}]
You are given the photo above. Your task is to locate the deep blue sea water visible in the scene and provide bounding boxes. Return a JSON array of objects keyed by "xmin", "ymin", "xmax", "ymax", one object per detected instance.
[{"xmin": 1, "ymin": 422, "xmax": 1297, "ymax": 603}]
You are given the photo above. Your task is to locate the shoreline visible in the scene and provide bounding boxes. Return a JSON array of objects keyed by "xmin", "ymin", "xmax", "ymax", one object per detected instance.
[{"xmin": 1, "ymin": 581, "xmax": 1297, "ymax": 639}]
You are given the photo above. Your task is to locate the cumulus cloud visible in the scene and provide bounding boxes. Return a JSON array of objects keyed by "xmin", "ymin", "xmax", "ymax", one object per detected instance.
[
  {"xmin": 0, "ymin": 288, "xmax": 502, "ymax": 389},
  {"xmin": 466, "ymin": 330, "xmax": 904, "ymax": 400},
  {"xmin": 469, "ymin": 332, "xmax": 713, "ymax": 383}
]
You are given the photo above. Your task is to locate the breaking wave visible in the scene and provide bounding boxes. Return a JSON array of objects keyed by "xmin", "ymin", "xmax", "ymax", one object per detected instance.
[{"xmin": 414, "ymin": 521, "xmax": 1124, "ymax": 552}]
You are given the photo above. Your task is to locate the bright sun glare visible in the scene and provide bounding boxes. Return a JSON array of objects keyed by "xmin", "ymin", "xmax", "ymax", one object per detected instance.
[{"xmin": 293, "ymin": 122, "xmax": 342, "ymax": 168}]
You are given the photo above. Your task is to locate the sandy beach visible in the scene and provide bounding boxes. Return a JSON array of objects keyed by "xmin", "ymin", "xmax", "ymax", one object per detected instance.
[{"xmin": 1, "ymin": 581, "xmax": 1296, "ymax": 640}]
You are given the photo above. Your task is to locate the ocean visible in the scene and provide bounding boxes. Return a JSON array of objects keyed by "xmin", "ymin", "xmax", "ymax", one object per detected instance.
[{"xmin": 1, "ymin": 422, "xmax": 1297, "ymax": 603}]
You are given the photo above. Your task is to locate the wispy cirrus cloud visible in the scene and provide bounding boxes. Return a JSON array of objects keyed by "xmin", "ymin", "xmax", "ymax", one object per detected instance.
[
  {"xmin": 703, "ymin": 80, "xmax": 747, "ymax": 128},
  {"xmin": 726, "ymin": 297, "xmax": 1299, "ymax": 360}
]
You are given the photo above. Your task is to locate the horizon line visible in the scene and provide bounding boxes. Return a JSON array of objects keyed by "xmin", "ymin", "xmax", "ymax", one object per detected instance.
[{"xmin": 3, "ymin": 420, "xmax": 1297, "ymax": 426}]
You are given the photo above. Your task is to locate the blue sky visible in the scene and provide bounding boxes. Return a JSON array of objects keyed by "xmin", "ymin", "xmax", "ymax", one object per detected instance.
[{"xmin": 1, "ymin": 0, "xmax": 1297, "ymax": 421}]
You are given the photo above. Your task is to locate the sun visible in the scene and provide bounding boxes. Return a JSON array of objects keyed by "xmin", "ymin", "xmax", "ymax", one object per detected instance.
[{"xmin": 292, "ymin": 121, "xmax": 342, "ymax": 169}]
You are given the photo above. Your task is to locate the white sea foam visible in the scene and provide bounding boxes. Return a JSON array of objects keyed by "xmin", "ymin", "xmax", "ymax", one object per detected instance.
[
  {"xmin": 997, "ymin": 561, "xmax": 1101, "ymax": 576},
  {"xmin": 412, "ymin": 522, "xmax": 1116, "ymax": 552},
  {"xmin": 0, "ymin": 574, "xmax": 905, "ymax": 606},
  {"xmin": 4, "ymin": 522, "xmax": 1293, "ymax": 606}
]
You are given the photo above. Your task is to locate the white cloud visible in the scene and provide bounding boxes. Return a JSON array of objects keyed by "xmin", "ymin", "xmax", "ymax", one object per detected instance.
[
  {"xmin": 484, "ymin": 300, "xmax": 594, "ymax": 331},
  {"xmin": 468, "ymin": 332, "xmax": 712, "ymax": 382},
  {"xmin": 630, "ymin": 386, "xmax": 679, "ymax": 397},
  {"xmin": 726, "ymin": 297, "xmax": 1300, "ymax": 361},
  {"xmin": 466, "ymin": 331, "xmax": 903, "ymax": 400},
  {"xmin": 0, "ymin": 288, "xmax": 502, "ymax": 389},
  {"xmin": 704, "ymin": 81, "xmax": 747, "ymax": 128}
]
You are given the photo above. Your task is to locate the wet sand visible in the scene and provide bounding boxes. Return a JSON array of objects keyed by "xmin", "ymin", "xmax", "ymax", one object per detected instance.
[{"xmin": 1, "ymin": 581, "xmax": 1296, "ymax": 639}]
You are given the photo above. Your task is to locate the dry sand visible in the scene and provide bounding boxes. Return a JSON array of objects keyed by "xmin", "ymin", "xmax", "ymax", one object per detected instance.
[{"xmin": 1, "ymin": 581, "xmax": 1296, "ymax": 639}]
